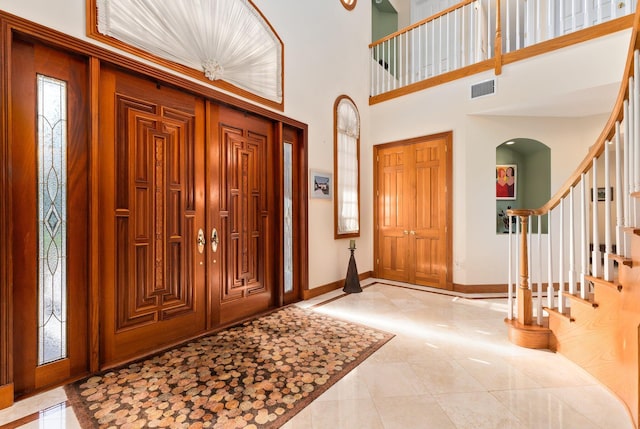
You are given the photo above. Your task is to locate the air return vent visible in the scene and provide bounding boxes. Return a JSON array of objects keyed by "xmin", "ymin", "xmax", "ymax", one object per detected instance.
[{"xmin": 471, "ymin": 79, "xmax": 496, "ymax": 99}]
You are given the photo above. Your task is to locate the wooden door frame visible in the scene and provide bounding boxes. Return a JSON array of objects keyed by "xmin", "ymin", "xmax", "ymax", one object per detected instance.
[
  {"xmin": 0, "ymin": 11, "xmax": 309, "ymax": 408},
  {"xmin": 373, "ymin": 132, "xmax": 453, "ymax": 290}
]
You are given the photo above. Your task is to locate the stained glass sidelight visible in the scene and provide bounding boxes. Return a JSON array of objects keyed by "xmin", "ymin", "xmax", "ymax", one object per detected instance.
[
  {"xmin": 37, "ymin": 74, "xmax": 68, "ymax": 365},
  {"xmin": 283, "ymin": 142, "xmax": 293, "ymax": 294}
]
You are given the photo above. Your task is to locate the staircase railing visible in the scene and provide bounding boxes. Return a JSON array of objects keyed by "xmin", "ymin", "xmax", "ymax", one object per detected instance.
[
  {"xmin": 505, "ymin": 2, "xmax": 640, "ymax": 426},
  {"xmin": 370, "ymin": 0, "xmax": 637, "ymax": 102}
]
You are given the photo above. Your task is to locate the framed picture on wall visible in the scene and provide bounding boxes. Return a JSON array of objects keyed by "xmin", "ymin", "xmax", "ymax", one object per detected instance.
[
  {"xmin": 310, "ymin": 170, "xmax": 332, "ymax": 199},
  {"xmin": 496, "ymin": 164, "xmax": 516, "ymax": 200}
]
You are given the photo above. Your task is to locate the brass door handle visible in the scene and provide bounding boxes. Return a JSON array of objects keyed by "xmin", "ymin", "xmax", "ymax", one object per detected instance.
[
  {"xmin": 410, "ymin": 230, "xmax": 416, "ymax": 235},
  {"xmin": 211, "ymin": 228, "xmax": 219, "ymax": 252},
  {"xmin": 403, "ymin": 230, "xmax": 409, "ymax": 235},
  {"xmin": 197, "ymin": 228, "xmax": 206, "ymax": 254}
]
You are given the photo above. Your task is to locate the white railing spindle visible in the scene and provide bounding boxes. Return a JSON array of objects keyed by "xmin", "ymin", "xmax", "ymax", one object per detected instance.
[
  {"xmin": 547, "ymin": 210, "xmax": 554, "ymax": 309},
  {"xmin": 508, "ymin": 213, "xmax": 513, "ymax": 319},
  {"xmin": 604, "ymin": 137, "xmax": 614, "ymax": 281},
  {"xmin": 559, "ymin": 197, "xmax": 565, "ymax": 314},
  {"xmin": 537, "ymin": 214, "xmax": 543, "ymax": 325},
  {"xmin": 580, "ymin": 173, "xmax": 589, "ymax": 299},
  {"xmin": 569, "ymin": 185, "xmax": 576, "ymax": 295},
  {"xmin": 592, "ymin": 157, "xmax": 601, "ymax": 278},
  {"xmin": 615, "ymin": 120, "xmax": 624, "ymax": 259}
]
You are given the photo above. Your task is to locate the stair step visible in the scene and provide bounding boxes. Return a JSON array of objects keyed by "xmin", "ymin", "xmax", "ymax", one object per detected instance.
[
  {"xmin": 562, "ymin": 291, "xmax": 598, "ymax": 308},
  {"xmin": 543, "ymin": 306, "xmax": 575, "ymax": 322},
  {"xmin": 584, "ymin": 275, "xmax": 623, "ymax": 292},
  {"xmin": 607, "ymin": 253, "xmax": 633, "ymax": 267}
]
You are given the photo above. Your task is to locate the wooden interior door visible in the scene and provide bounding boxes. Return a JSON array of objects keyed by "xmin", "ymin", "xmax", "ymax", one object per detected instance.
[
  {"xmin": 375, "ymin": 133, "xmax": 452, "ymax": 289},
  {"xmin": 98, "ymin": 67, "xmax": 206, "ymax": 367},
  {"xmin": 10, "ymin": 39, "xmax": 89, "ymax": 397},
  {"xmin": 376, "ymin": 145, "xmax": 411, "ymax": 282},
  {"xmin": 208, "ymin": 104, "xmax": 275, "ymax": 325}
]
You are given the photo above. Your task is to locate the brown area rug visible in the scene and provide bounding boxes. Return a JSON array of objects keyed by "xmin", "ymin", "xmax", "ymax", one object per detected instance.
[{"xmin": 65, "ymin": 305, "xmax": 393, "ymax": 428}]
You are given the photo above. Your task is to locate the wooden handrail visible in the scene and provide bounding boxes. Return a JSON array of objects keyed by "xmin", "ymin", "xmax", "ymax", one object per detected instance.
[{"xmin": 369, "ymin": 0, "xmax": 475, "ymax": 48}]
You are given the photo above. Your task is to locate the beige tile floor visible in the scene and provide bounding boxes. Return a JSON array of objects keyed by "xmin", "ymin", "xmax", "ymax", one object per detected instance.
[{"xmin": 0, "ymin": 280, "xmax": 634, "ymax": 428}]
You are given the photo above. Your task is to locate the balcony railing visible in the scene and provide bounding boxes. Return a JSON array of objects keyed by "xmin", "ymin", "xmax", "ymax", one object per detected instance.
[{"xmin": 370, "ymin": 0, "xmax": 637, "ymax": 102}]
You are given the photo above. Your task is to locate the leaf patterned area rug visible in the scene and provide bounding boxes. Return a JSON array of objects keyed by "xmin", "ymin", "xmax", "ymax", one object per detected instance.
[{"xmin": 65, "ymin": 305, "xmax": 393, "ymax": 429}]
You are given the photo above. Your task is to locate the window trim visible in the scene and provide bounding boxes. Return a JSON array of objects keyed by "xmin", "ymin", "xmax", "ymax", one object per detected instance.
[{"xmin": 333, "ymin": 95, "xmax": 360, "ymax": 239}]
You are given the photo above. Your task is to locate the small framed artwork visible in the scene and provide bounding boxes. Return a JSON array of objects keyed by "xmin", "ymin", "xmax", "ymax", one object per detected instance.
[
  {"xmin": 310, "ymin": 170, "xmax": 332, "ymax": 199},
  {"xmin": 496, "ymin": 164, "xmax": 516, "ymax": 200},
  {"xmin": 592, "ymin": 187, "xmax": 613, "ymax": 202}
]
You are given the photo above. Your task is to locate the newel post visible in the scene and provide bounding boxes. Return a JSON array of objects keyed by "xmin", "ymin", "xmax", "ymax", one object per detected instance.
[{"xmin": 517, "ymin": 215, "xmax": 532, "ymax": 325}]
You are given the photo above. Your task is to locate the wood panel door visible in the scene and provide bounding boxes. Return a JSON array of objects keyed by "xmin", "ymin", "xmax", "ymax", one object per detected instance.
[
  {"xmin": 207, "ymin": 104, "xmax": 275, "ymax": 325},
  {"xmin": 10, "ymin": 40, "xmax": 89, "ymax": 397},
  {"xmin": 98, "ymin": 67, "xmax": 206, "ymax": 367},
  {"xmin": 375, "ymin": 133, "xmax": 452, "ymax": 289}
]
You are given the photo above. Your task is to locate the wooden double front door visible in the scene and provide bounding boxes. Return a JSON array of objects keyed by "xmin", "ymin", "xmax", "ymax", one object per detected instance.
[
  {"xmin": 7, "ymin": 36, "xmax": 304, "ymax": 399},
  {"xmin": 98, "ymin": 67, "xmax": 278, "ymax": 366},
  {"xmin": 374, "ymin": 133, "xmax": 452, "ymax": 289}
]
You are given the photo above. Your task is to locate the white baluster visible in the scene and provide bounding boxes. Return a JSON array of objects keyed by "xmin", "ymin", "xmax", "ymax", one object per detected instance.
[
  {"xmin": 605, "ymin": 138, "xmax": 614, "ymax": 281},
  {"xmin": 535, "ymin": 0, "xmax": 541, "ymax": 43},
  {"xmin": 635, "ymin": 50, "xmax": 640, "ymax": 195},
  {"xmin": 508, "ymin": 213, "xmax": 513, "ymax": 319},
  {"xmin": 629, "ymin": 77, "xmax": 635, "ymax": 230},
  {"xmin": 569, "ymin": 186, "xmax": 576, "ymax": 295},
  {"xmin": 548, "ymin": 0, "xmax": 555, "ymax": 40},
  {"xmin": 516, "ymin": 0, "xmax": 521, "ymax": 49},
  {"xmin": 454, "ymin": 8, "xmax": 459, "ymax": 70},
  {"xmin": 559, "ymin": 198, "xmax": 565, "ymax": 313},
  {"xmin": 506, "ymin": 0, "xmax": 511, "ymax": 53},
  {"xmin": 528, "ymin": 215, "xmax": 532, "ymax": 298},
  {"xmin": 461, "ymin": 4, "xmax": 467, "ymax": 66},
  {"xmin": 615, "ymin": 120, "xmax": 624, "ymax": 260},
  {"xmin": 547, "ymin": 210, "xmax": 554, "ymax": 309},
  {"xmin": 572, "ymin": 0, "xmax": 577, "ymax": 33},
  {"xmin": 559, "ymin": 0, "xmax": 564, "ymax": 36},
  {"xmin": 486, "ymin": 0, "xmax": 491, "ymax": 57},
  {"xmin": 393, "ymin": 37, "xmax": 397, "ymax": 90},
  {"xmin": 537, "ymin": 214, "xmax": 543, "ymax": 326},
  {"xmin": 431, "ymin": 22, "xmax": 436, "ymax": 76},
  {"xmin": 370, "ymin": 47, "xmax": 374, "ymax": 96},
  {"xmin": 580, "ymin": 173, "xmax": 588, "ymax": 300},
  {"xmin": 515, "ymin": 216, "xmax": 520, "ymax": 317},
  {"xmin": 592, "ymin": 157, "xmax": 601, "ymax": 278},
  {"xmin": 376, "ymin": 44, "xmax": 381, "ymax": 95}
]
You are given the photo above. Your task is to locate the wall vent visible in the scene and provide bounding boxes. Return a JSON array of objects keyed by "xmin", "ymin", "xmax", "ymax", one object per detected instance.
[{"xmin": 471, "ymin": 79, "xmax": 496, "ymax": 99}]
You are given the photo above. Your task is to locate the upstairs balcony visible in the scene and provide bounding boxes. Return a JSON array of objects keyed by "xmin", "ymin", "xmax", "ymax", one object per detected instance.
[{"xmin": 370, "ymin": 0, "xmax": 637, "ymax": 104}]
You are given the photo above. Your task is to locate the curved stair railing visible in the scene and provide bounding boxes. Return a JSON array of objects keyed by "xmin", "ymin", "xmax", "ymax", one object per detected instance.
[{"xmin": 505, "ymin": 2, "xmax": 640, "ymax": 426}]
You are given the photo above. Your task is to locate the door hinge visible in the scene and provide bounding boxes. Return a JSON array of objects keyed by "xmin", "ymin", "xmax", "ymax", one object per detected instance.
[
  {"xmin": 376, "ymin": 155, "xmax": 379, "ymax": 162},
  {"xmin": 376, "ymin": 258, "xmax": 379, "ymax": 264}
]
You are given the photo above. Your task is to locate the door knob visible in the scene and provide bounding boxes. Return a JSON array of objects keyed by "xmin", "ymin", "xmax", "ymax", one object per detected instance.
[
  {"xmin": 410, "ymin": 230, "xmax": 416, "ymax": 235},
  {"xmin": 403, "ymin": 230, "xmax": 409, "ymax": 235},
  {"xmin": 197, "ymin": 228, "xmax": 206, "ymax": 254}
]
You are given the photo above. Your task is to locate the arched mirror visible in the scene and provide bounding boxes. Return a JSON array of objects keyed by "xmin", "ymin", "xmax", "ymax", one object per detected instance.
[{"xmin": 334, "ymin": 95, "xmax": 360, "ymax": 238}]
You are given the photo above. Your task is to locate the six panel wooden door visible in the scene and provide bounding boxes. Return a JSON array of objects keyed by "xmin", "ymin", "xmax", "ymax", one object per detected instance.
[
  {"xmin": 98, "ymin": 67, "xmax": 207, "ymax": 367},
  {"xmin": 375, "ymin": 134, "xmax": 451, "ymax": 289},
  {"xmin": 10, "ymin": 39, "xmax": 90, "ymax": 396}
]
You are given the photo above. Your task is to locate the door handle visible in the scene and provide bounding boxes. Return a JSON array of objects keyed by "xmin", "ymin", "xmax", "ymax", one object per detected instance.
[
  {"xmin": 211, "ymin": 228, "xmax": 219, "ymax": 252},
  {"xmin": 410, "ymin": 230, "xmax": 416, "ymax": 235},
  {"xmin": 403, "ymin": 230, "xmax": 409, "ymax": 235},
  {"xmin": 197, "ymin": 228, "xmax": 206, "ymax": 254}
]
